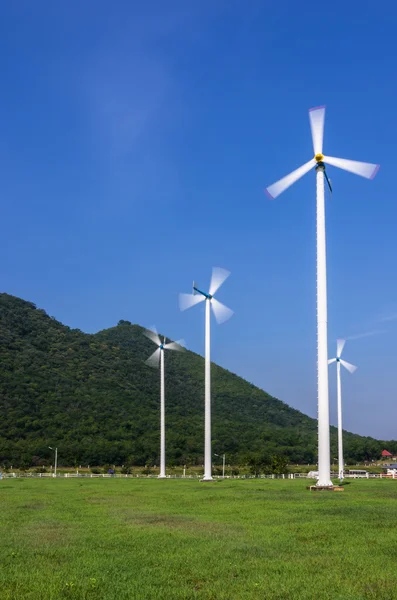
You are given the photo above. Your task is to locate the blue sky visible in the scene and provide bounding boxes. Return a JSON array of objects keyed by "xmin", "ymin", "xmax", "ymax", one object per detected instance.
[{"xmin": 1, "ymin": 1, "xmax": 396, "ymax": 440}]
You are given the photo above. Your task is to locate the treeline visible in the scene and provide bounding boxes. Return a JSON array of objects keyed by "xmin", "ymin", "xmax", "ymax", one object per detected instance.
[{"xmin": 0, "ymin": 293, "xmax": 396, "ymax": 468}]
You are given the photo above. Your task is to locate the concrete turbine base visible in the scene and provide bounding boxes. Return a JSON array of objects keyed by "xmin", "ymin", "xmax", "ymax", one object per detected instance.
[{"xmin": 307, "ymin": 485, "xmax": 344, "ymax": 491}]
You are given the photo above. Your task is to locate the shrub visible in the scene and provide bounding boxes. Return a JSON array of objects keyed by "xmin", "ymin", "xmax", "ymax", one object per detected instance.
[
  {"xmin": 34, "ymin": 466, "xmax": 47, "ymax": 473},
  {"xmin": 121, "ymin": 466, "xmax": 133, "ymax": 474}
]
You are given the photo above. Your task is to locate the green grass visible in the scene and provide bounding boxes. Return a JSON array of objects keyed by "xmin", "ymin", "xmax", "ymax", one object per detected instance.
[{"xmin": 1, "ymin": 479, "xmax": 397, "ymax": 599}]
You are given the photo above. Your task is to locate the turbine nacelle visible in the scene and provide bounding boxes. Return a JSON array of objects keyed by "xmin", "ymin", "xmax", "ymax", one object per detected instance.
[{"xmin": 193, "ymin": 284, "xmax": 212, "ymax": 300}]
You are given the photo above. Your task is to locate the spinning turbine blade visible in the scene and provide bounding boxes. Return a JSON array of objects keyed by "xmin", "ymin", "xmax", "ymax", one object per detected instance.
[
  {"xmin": 179, "ymin": 293, "xmax": 205, "ymax": 311},
  {"xmin": 328, "ymin": 358, "xmax": 337, "ymax": 364},
  {"xmin": 144, "ymin": 326, "xmax": 161, "ymax": 346},
  {"xmin": 209, "ymin": 267, "xmax": 231, "ymax": 297},
  {"xmin": 164, "ymin": 339, "xmax": 186, "ymax": 351},
  {"xmin": 211, "ymin": 298, "xmax": 233, "ymax": 324},
  {"xmin": 309, "ymin": 106, "xmax": 326, "ymax": 156},
  {"xmin": 146, "ymin": 348, "xmax": 161, "ymax": 368},
  {"xmin": 337, "ymin": 339, "xmax": 346, "ymax": 357},
  {"xmin": 340, "ymin": 359, "xmax": 357, "ymax": 374},
  {"xmin": 323, "ymin": 156, "xmax": 379, "ymax": 180},
  {"xmin": 265, "ymin": 159, "xmax": 316, "ymax": 199}
]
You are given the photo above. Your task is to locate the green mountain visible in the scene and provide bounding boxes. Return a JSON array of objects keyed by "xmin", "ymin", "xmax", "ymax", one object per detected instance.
[{"xmin": 0, "ymin": 293, "xmax": 394, "ymax": 468}]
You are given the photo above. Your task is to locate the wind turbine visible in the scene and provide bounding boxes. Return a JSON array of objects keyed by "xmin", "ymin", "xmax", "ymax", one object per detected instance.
[
  {"xmin": 265, "ymin": 106, "xmax": 378, "ymax": 487},
  {"xmin": 328, "ymin": 339, "xmax": 357, "ymax": 482},
  {"xmin": 179, "ymin": 267, "xmax": 233, "ymax": 481},
  {"xmin": 144, "ymin": 326, "xmax": 185, "ymax": 479}
]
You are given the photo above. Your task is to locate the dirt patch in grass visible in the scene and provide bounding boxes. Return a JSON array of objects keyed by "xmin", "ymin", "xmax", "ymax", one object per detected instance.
[
  {"xmin": 84, "ymin": 496, "xmax": 114, "ymax": 505},
  {"xmin": 122, "ymin": 510, "xmax": 239, "ymax": 536},
  {"xmin": 25, "ymin": 521, "xmax": 71, "ymax": 546},
  {"xmin": 20, "ymin": 502, "xmax": 47, "ymax": 510},
  {"xmin": 362, "ymin": 579, "xmax": 397, "ymax": 600}
]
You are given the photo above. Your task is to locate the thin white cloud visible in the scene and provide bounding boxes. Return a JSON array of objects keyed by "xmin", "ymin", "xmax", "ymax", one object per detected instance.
[
  {"xmin": 345, "ymin": 329, "xmax": 385, "ymax": 341},
  {"xmin": 85, "ymin": 50, "xmax": 173, "ymax": 156},
  {"xmin": 81, "ymin": 4, "xmax": 225, "ymax": 157},
  {"xmin": 379, "ymin": 313, "xmax": 397, "ymax": 323}
]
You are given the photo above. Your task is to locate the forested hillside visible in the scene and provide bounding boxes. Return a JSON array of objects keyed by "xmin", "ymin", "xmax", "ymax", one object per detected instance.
[{"xmin": 0, "ymin": 293, "xmax": 394, "ymax": 468}]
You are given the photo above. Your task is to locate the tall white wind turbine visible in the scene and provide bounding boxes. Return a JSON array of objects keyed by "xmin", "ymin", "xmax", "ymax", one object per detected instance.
[
  {"xmin": 144, "ymin": 326, "xmax": 185, "ymax": 479},
  {"xmin": 179, "ymin": 267, "xmax": 233, "ymax": 481},
  {"xmin": 265, "ymin": 107, "xmax": 378, "ymax": 487},
  {"xmin": 328, "ymin": 339, "xmax": 357, "ymax": 482}
]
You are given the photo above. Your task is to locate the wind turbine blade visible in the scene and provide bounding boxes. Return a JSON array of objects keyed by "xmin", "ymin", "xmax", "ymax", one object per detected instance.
[
  {"xmin": 328, "ymin": 358, "xmax": 337, "ymax": 364},
  {"xmin": 211, "ymin": 298, "xmax": 233, "ymax": 324},
  {"xmin": 265, "ymin": 159, "xmax": 316, "ymax": 199},
  {"xmin": 144, "ymin": 326, "xmax": 161, "ymax": 346},
  {"xmin": 309, "ymin": 106, "xmax": 326, "ymax": 156},
  {"xmin": 340, "ymin": 359, "xmax": 357, "ymax": 374},
  {"xmin": 164, "ymin": 339, "xmax": 186, "ymax": 351},
  {"xmin": 323, "ymin": 156, "xmax": 380, "ymax": 180},
  {"xmin": 209, "ymin": 267, "xmax": 231, "ymax": 297},
  {"xmin": 179, "ymin": 293, "xmax": 205, "ymax": 311},
  {"xmin": 145, "ymin": 348, "xmax": 161, "ymax": 368},
  {"xmin": 337, "ymin": 339, "xmax": 346, "ymax": 358}
]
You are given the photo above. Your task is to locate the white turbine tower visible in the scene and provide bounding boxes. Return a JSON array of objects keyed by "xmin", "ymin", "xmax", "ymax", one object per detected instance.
[
  {"xmin": 179, "ymin": 267, "xmax": 233, "ymax": 481},
  {"xmin": 144, "ymin": 326, "xmax": 185, "ymax": 479},
  {"xmin": 328, "ymin": 339, "xmax": 357, "ymax": 482},
  {"xmin": 265, "ymin": 106, "xmax": 378, "ymax": 487}
]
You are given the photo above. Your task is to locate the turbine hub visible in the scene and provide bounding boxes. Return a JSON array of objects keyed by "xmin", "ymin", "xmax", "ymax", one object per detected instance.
[
  {"xmin": 315, "ymin": 153, "xmax": 324, "ymax": 162},
  {"xmin": 160, "ymin": 344, "xmax": 164, "ymax": 350}
]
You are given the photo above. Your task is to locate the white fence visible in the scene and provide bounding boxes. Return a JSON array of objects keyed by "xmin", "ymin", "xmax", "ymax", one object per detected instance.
[
  {"xmin": 0, "ymin": 472, "xmax": 295, "ymax": 480},
  {"xmin": 1, "ymin": 471, "xmax": 395, "ymax": 480}
]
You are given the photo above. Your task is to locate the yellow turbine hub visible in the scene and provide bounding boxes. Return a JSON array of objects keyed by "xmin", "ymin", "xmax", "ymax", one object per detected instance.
[{"xmin": 315, "ymin": 153, "xmax": 324, "ymax": 162}]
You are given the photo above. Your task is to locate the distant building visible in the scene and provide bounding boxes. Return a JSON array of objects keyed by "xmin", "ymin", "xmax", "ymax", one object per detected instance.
[{"xmin": 381, "ymin": 450, "xmax": 393, "ymax": 459}]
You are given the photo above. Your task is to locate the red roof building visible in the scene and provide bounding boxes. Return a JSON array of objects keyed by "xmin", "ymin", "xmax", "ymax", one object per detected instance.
[{"xmin": 381, "ymin": 450, "xmax": 392, "ymax": 457}]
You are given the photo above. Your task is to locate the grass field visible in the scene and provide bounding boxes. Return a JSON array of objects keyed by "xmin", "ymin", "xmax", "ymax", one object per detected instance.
[{"xmin": 1, "ymin": 478, "xmax": 397, "ymax": 600}]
